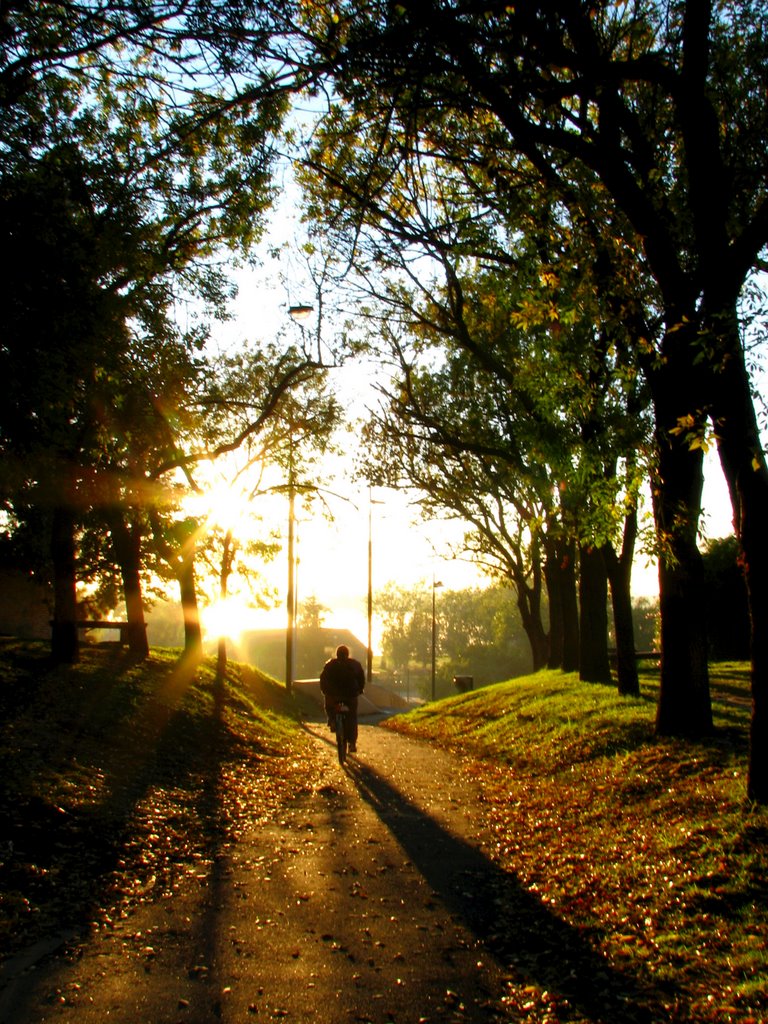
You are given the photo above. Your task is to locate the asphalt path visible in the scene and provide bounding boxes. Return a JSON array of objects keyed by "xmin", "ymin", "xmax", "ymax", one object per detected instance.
[{"xmin": 0, "ymin": 718, "xmax": 517, "ymax": 1024}]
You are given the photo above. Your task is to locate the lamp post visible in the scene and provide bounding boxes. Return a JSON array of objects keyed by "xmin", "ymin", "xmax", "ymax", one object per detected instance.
[
  {"xmin": 285, "ymin": 437, "xmax": 296, "ymax": 693},
  {"xmin": 285, "ymin": 303, "xmax": 314, "ymax": 692},
  {"xmin": 367, "ymin": 486, "xmax": 384, "ymax": 686},
  {"xmin": 431, "ymin": 575, "xmax": 443, "ymax": 701}
]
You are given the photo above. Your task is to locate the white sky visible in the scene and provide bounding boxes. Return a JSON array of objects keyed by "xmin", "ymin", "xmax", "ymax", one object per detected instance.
[
  {"xmin": 198, "ymin": 175, "xmax": 746, "ymax": 648},
  {"xmin": 204, "ymin": 264, "xmax": 738, "ymax": 648},
  {"xmin": 200, "ymin": 432, "xmax": 735, "ymax": 650}
]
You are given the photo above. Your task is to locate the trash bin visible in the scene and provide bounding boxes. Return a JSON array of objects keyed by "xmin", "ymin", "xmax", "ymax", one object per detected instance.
[{"xmin": 453, "ymin": 675, "xmax": 474, "ymax": 693}]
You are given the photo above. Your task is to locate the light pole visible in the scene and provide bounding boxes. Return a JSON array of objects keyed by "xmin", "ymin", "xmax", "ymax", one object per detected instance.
[
  {"xmin": 367, "ymin": 486, "xmax": 384, "ymax": 686},
  {"xmin": 285, "ymin": 437, "xmax": 296, "ymax": 693},
  {"xmin": 284, "ymin": 303, "xmax": 314, "ymax": 691},
  {"xmin": 431, "ymin": 575, "xmax": 443, "ymax": 701}
]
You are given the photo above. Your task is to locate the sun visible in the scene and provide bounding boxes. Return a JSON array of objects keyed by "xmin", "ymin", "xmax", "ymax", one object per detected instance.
[
  {"xmin": 185, "ymin": 448, "xmax": 284, "ymax": 529},
  {"xmin": 186, "ymin": 471, "xmax": 257, "ymax": 534},
  {"xmin": 201, "ymin": 595, "xmax": 259, "ymax": 642}
]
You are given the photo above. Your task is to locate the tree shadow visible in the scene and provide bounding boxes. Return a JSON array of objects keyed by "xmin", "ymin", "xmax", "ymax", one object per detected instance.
[
  {"xmin": 345, "ymin": 756, "xmax": 677, "ymax": 1024},
  {"xmin": 0, "ymin": 648, "xmax": 232, "ymax": 1015}
]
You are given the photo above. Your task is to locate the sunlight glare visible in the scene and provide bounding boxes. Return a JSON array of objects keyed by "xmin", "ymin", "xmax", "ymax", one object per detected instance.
[
  {"xmin": 194, "ymin": 480, "xmax": 253, "ymax": 532},
  {"xmin": 182, "ymin": 457, "xmax": 271, "ymax": 543},
  {"xmin": 201, "ymin": 595, "xmax": 259, "ymax": 642}
]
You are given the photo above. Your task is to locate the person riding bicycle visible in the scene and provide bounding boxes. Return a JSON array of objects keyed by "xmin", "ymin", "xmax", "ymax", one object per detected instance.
[{"xmin": 320, "ymin": 644, "xmax": 365, "ymax": 752}]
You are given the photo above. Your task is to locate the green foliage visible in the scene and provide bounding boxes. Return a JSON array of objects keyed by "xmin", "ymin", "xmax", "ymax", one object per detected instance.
[
  {"xmin": 376, "ymin": 582, "xmax": 431, "ymax": 673},
  {"xmin": 376, "ymin": 581, "xmax": 532, "ymax": 694},
  {"xmin": 438, "ymin": 584, "xmax": 534, "ymax": 683}
]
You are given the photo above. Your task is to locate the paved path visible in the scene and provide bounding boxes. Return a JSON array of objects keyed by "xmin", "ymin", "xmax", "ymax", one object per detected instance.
[{"xmin": 0, "ymin": 720, "xmax": 516, "ymax": 1024}]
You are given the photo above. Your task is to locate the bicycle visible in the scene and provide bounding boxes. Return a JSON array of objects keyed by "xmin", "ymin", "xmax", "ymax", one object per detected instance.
[{"xmin": 333, "ymin": 701, "xmax": 351, "ymax": 765}]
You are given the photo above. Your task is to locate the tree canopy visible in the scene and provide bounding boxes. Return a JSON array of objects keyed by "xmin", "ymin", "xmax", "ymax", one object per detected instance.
[
  {"xmin": 294, "ymin": 0, "xmax": 768, "ymax": 799},
  {"xmin": 0, "ymin": 0, "xmax": 340, "ymax": 662}
]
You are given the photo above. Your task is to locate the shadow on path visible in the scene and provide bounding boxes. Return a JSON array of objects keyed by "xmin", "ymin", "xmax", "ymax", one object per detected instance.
[
  {"xmin": 0, "ymin": 650, "xmax": 231, "ymax": 1020},
  {"xmin": 346, "ymin": 754, "xmax": 674, "ymax": 1024}
]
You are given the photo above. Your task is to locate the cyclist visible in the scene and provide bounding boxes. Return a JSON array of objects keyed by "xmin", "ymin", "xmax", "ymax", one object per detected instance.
[{"xmin": 319, "ymin": 644, "xmax": 365, "ymax": 752}]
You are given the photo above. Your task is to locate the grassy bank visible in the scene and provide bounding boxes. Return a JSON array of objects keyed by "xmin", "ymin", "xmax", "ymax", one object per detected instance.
[
  {"xmin": 387, "ymin": 665, "xmax": 767, "ymax": 1023},
  {"xmin": 0, "ymin": 640, "xmax": 319, "ymax": 960}
]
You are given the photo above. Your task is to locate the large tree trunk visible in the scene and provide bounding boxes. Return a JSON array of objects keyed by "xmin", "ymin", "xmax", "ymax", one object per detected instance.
[
  {"xmin": 543, "ymin": 533, "xmax": 579, "ymax": 671},
  {"xmin": 543, "ymin": 536, "xmax": 563, "ymax": 670},
  {"xmin": 604, "ymin": 510, "xmax": 641, "ymax": 697},
  {"xmin": 511, "ymin": 536, "xmax": 549, "ymax": 672},
  {"xmin": 650, "ymin": 349, "xmax": 712, "ymax": 735},
  {"xmin": 50, "ymin": 504, "xmax": 79, "ymax": 664},
  {"xmin": 578, "ymin": 544, "xmax": 612, "ymax": 684},
  {"xmin": 517, "ymin": 586, "xmax": 549, "ymax": 672},
  {"xmin": 106, "ymin": 507, "xmax": 149, "ymax": 659},
  {"xmin": 707, "ymin": 307, "xmax": 768, "ymax": 802},
  {"xmin": 560, "ymin": 540, "xmax": 580, "ymax": 672}
]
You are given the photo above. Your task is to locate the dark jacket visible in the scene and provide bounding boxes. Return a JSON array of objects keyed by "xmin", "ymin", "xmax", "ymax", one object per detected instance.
[{"xmin": 320, "ymin": 656, "xmax": 365, "ymax": 703}]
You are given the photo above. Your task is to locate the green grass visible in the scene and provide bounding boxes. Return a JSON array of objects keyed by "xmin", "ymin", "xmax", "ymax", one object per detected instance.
[
  {"xmin": 395, "ymin": 672, "xmax": 658, "ymax": 770},
  {"xmin": 0, "ymin": 640, "xmax": 317, "ymax": 957},
  {"xmin": 386, "ymin": 666, "xmax": 768, "ymax": 1023}
]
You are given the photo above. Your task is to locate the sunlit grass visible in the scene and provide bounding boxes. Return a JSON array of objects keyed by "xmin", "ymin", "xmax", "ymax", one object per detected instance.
[
  {"xmin": 394, "ymin": 670, "xmax": 657, "ymax": 771},
  {"xmin": 387, "ymin": 665, "xmax": 767, "ymax": 1022}
]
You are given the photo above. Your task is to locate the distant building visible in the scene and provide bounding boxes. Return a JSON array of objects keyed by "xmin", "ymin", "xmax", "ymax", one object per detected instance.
[{"xmin": 241, "ymin": 626, "xmax": 367, "ymax": 683}]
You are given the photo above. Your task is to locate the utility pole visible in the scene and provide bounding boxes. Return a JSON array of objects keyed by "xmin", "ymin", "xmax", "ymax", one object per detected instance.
[
  {"xmin": 285, "ymin": 439, "xmax": 295, "ymax": 694},
  {"xmin": 367, "ymin": 487, "xmax": 384, "ymax": 687},
  {"xmin": 431, "ymin": 574, "xmax": 443, "ymax": 701},
  {"xmin": 284, "ymin": 302, "xmax": 314, "ymax": 694},
  {"xmin": 367, "ymin": 498, "xmax": 373, "ymax": 685}
]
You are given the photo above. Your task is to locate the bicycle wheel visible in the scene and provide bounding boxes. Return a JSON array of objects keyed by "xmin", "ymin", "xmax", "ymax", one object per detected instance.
[{"xmin": 335, "ymin": 710, "xmax": 347, "ymax": 765}]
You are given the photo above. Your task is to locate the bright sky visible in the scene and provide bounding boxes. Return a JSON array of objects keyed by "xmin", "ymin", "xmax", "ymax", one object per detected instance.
[
  {"xmin": 197, "ymin": 171, "xmax": 743, "ymax": 649},
  {"xmin": 192, "ymin": 357, "xmax": 490, "ymax": 648},
  {"xmin": 196, "ymin": 436, "xmax": 736, "ymax": 651},
  {"xmin": 202, "ymin": 261, "xmax": 738, "ymax": 650}
]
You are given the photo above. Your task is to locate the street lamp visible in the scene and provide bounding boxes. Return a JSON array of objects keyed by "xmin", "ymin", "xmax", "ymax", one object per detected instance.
[
  {"xmin": 288, "ymin": 303, "xmax": 314, "ymax": 322},
  {"xmin": 431, "ymin": 575, "xmax": 444, "ymax": 701}
]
